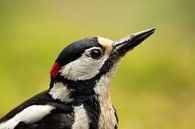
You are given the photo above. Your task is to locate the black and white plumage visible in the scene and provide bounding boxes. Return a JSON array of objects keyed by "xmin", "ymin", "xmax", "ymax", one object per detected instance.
[{"xmin": 0, "ymin": 28, "xmax": 155, "ymax": 129}]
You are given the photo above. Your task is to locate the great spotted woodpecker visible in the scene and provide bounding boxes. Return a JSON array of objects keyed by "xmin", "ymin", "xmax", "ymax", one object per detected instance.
[{"xmin": 0, "ymin": 28, "xmax": 155, "ymax": 129}]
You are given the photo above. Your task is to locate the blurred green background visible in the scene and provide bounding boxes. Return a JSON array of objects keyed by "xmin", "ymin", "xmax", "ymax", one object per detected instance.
[{"xmin": 0, "ymin": 0, "xmax": 195, "ymax": 129}]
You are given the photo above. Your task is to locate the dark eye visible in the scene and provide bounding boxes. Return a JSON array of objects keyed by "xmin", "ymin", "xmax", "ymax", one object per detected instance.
[{"xmin": 90, "ymin": 49, "xmax": 103, "ymax": 59}]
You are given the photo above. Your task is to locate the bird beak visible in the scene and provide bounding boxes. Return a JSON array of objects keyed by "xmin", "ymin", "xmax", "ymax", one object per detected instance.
[{"xmin": 112, "ymin": 28, "xmax": 155, "ymax": 57}]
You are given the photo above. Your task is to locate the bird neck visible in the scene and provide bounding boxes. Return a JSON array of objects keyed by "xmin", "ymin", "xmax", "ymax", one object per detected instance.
[
  {"xmin": 49, "ymin": 76, "xmax": 103, "ymax": 103},
  {"xmin": 48, "ymin": 74, "xmax": 117, "ymax": 129}
]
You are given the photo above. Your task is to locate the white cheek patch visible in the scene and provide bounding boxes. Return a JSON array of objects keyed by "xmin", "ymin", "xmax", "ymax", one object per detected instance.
[
  {"xmin": 0, "ymin": 105, "xmax": 55, "ymax": 129},
  {"xmin": 60, "ymin": 53, "xmax": 109, "ymax": 81}
]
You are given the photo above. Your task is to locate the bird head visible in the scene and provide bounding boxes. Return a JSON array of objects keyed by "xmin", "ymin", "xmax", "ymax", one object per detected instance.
[{"xmin": 49, "ymin": 28, "xmax": 155, "ymax": 96}]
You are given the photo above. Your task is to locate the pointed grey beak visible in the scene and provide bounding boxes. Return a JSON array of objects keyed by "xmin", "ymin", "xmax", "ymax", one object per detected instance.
[{"xmin": 112, "ymin": 28, "xmax": 155, "ymax": 57}]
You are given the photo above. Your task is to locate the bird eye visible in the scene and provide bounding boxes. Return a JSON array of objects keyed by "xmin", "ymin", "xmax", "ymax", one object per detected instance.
[{"xmin": 89, "ymin": 49, "xmax": 103, "ymax": 59}]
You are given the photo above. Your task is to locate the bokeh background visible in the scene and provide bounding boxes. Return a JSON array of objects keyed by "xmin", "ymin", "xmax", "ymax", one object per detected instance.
[{"xmin": 0, "ymin": 0, "xmax": 195, "ymax": 129}]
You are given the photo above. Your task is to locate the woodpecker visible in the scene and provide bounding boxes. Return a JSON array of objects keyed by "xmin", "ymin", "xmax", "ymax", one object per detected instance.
[{"xmin": 0, "ymin": 28, "xmax": 155, "ymax": 129}]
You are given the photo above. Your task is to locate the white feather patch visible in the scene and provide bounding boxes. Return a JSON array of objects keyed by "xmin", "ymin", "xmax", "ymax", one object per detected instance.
[
  {"xmin": 72, "ymin": 104, "xmax": 89, "ymax": 129},
  {"xmin": 0, "ymin": 105, "xmax": 55, "ymax": 129},
  {"xmin": 49, "ymin": 82, "xmax": 72, "ymax": 102}
]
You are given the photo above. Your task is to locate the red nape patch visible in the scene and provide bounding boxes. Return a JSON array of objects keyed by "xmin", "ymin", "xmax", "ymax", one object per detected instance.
[{"xmin": 50, "ymin": 62, "xmax": 62, "ymax": 77}]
